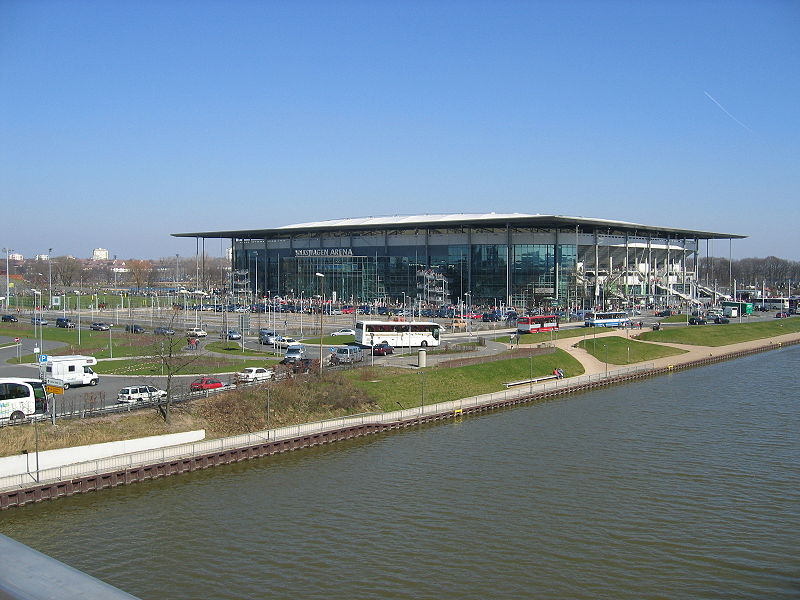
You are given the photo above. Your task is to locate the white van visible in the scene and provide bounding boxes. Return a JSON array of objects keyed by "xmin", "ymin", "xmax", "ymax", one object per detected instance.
[
  {"xmin": 45, "ymin": 355, "xmax": 99, "ymax": 389},
  {"xmin": 332, "ymin": 346, "xmax": 364, "ymax": 364}
]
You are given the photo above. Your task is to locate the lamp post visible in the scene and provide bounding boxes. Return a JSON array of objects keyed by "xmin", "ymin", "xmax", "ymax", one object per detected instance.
[
  {"xmin": 47, "ymin": 248, "xmax": 53, "ymax": 311},
  {"xmin": 2, "ymin": 247, "xmax": 11, "ymax": 311},
  {"xmin": 300, "ymin": 290, "xmax": 305, "ymax": 336},
  {"xmin": 315, "ymin": 273, "xmax": 325, "ymax": 374},
  {"xmin": 603, "ymin": 343, "xmax": 608, "ymax": 377},
  {"xmin": 76, "ymin": 291, "xmax": 81, "ymax": 345}
]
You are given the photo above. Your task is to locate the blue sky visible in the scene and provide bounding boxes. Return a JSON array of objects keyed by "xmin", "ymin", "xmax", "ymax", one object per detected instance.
[{"xmin": 2, "ymin": 0, "xmax": 798, "ymax": 260}]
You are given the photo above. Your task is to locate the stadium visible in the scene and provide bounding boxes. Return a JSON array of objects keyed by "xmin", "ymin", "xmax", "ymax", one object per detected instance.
[{"xmin": 174, "ymin": 213, "xmax": 745, "ymax": 310}]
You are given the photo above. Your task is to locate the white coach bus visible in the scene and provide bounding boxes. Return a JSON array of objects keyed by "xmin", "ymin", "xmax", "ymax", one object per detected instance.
[{"xmin": 355, "ymin": 321, "xmax": 442, "ymax": 348}]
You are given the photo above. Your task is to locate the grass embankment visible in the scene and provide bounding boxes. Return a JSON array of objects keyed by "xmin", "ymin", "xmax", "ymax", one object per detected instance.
[
  {"xmin": 496, "ymin": 327, "xmax": 603, "ymax": 344},
  {"xmin": 1, "ymin": 350, "xmax": 584, "ymax": 457},
  {"xmin": 577, "ymin": 336, "xmax": 686, "ymax": 365},
  {"xmin": 1, "ymin": 373, "xmax": 378, "ymax": 457},
  {"xmin": 349, "ymin": 349, "xmax": 584, "ymax": 409},
  {"xmin": 638, "ymin": 317, "xmax": 800, "ymax": 346}
]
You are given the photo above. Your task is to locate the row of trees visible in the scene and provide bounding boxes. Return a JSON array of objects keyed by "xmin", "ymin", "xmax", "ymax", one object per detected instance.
[
  {"xmin": 694, "ymin": 256, "xmax": 800, "ymax": 293},
  {"xmin": 8, "ymin": 255, "xmax": 231, "ymax": 292}
]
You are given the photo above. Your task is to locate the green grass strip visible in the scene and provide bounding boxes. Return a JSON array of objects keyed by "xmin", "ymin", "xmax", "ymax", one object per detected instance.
[
  {"xmin": 638, "ymin": 317, "xmax": 800, "ymax": 346},
  {"xmin": 577, "ymin": 336, "xmax": 686, "ymax": 365}
]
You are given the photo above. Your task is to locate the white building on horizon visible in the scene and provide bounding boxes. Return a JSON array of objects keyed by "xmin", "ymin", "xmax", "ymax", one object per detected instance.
[{"xmin": 92, "ymin": 248, "xmax": 110, "ymax": 261}]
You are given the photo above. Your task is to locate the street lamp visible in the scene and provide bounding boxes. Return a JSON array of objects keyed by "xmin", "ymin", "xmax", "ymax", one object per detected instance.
[
  {"xmin": 603, "ymin": 343, "xmax": 608, "ymax": 377},
  {"xmin": 315, "ymin": 273, "xmax": 325, "ymax": 374},
  {"xmin": 1, "ymin": 247, "xmax": 11, "ymax": 311},
  {"xmin": 47, "ymin": 248, "xmax": 53, "ymax": 310}
]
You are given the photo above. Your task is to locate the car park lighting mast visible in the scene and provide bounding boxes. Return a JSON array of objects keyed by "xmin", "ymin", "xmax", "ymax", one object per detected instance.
[
  {"xmin": 315, "ymin": 273, "xmax": 325, "ymax": 374},
  {"xmin": 2, "ymin": 247, "xmax": 11, "ymax": 311}
]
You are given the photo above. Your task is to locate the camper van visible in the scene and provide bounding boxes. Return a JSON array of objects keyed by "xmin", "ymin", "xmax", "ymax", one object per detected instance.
[{"xmin": 45, "ymin": 355, "xmax": 99, "ymax": 389}]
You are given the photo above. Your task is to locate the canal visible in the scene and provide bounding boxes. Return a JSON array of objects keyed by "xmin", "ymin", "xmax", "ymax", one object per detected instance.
[{"xmin": 1, "ymin": 346, "xmax": 798, "ymax": 599}]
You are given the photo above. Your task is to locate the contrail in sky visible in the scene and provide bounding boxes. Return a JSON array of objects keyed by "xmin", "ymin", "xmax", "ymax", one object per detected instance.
[{"xmin": 704, "ymin": 91, "xmax": 753, "ymax": 132}]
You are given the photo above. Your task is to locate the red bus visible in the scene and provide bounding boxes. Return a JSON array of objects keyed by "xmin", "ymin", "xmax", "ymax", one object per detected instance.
[{"xmin": 516, "ymin": 315, "xmax": 560, "ymax": 333}]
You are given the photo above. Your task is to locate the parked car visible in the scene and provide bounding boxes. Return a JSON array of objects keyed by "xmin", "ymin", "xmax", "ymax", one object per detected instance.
[
  {"xmin": 125, "ymin": 324, "xmax": 145, "ymax": 334},
  {"xmin": 154, "ymin": 326, "xmax": 175, "ymax": 335},
  {"xmin": 190, "ymin": 377, "xmax": 223, "ymax": 391},
  {"xmin": 56, "ymin": 317, "xmax": 75, "ymax": 328},
  {"xmin": 775, "ymin": 312, "xmax": 790, "ymax": 318},
  {"xmin": 330, "ymin": 328, "xmax": 356, "ymax": 337},
  {"xmin": 234, "ymin": 367, "xmax": 273, "ymax": 383},
  {"xmin": 2, "ymin": 314, "xmax": 19, "ymax": 322},
  {"xmin": 186, "ymin": 327, "xmax": 208, "ymax": 338},
  {"xmin": 90, "ymin": 322, "xmax": 110, "ymax": 331},
  {"xmin": 714, "ymin": 316, "xmax": 730, "ymax": 324},
  {"xmin": 117, "ymin": 385, "xmax": 167, "ymax": 403},
  {"xmin": 30, "ymin": 317, "xmax": 49, "ymax": 326},
  {"xmin": 371, "ymin": 342, "xmax": 394, "ymax": 356},
  {"xmin": 656, "ymin": 310, "xmax": 673, "ymax": 317},
  {"xmin": 688, "ymin": 316, "xmax": 706, "ymax": 325},
  {"xmin": 224, "ymin": 329, "xmax": 242, "ymax": 340}
]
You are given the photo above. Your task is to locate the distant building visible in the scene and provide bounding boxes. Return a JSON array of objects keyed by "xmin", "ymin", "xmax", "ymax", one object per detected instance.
[
  {"xmin": 35, "ymin": 254, "xmax": 50, "ymax": 261},
  {"xmin": 92, "ymin": 248, "xmax": 110, "ymax": 261},
  {"xmin": 9, "ymin": 253, "xmax": 23, "ymax": 261}
]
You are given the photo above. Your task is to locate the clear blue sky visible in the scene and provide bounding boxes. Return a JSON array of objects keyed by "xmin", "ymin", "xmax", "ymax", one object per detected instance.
[{"xmin": 2, "ymin": 0, "xmax": 798, "ymax": 260}]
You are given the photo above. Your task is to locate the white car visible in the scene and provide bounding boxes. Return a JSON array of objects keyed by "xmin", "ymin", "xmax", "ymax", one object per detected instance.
[
  {"xmin": 275, "ymin": 337, "xmax": 299, "ymax": 349},
  {"xmin": 234, "ymin": 367, "xmax": 273, "ymax": 383},
  {"xmin": 117, "ymin": 385, "xmax": 167, "ymax": 403},
  {"xmin": 330, "ymin": 328, "xmax": 356, "ymax": 337},
  {"xmin": 187, "ymin": 327, "xmax": 208, "ymax": 338}
]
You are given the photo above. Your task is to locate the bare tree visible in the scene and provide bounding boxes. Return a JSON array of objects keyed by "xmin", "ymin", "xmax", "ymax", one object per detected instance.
[
  {"xmin": 149, "ymin": 313, "xmax": 203, "ymax": 423},
  {"xmin": 128, "ymin": 259, "xmax": 153, "ymax": 291},
  {"xmin": 53, "ymin": 256, "xmax": 82, "ymax": 287}
]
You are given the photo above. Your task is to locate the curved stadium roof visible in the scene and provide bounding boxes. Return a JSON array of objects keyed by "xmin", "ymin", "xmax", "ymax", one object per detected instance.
[{"xmin": 173, "ymin": 213, "xmax": 745, "ymax": 240}]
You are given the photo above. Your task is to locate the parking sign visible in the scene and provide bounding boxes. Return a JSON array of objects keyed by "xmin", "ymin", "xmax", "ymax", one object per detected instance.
[{"xmin": 39, "ymin": 354, "xmax": 49, "ymax": 363}]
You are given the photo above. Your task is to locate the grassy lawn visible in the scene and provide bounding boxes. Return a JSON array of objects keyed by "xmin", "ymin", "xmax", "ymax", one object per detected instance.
[
  {"xmin": 496, "ymin": 327, "xmax": 602, "ymax": 344},
  {"xmin": 93, "ymin": 356, "xmax": 280, "ymax": 376},
  {"xmin": 638, "ymin": 317, "xmax": 800, "ymax": 346},
  {"xmin": 349, "ymin": 349, "xmax": 584, "ymax": 411},
  {"xmin": 661, "ymin": 314, "xmax": 690, "ymax": 323},
  {"xmin": 300, "ymin": 334, "xmax": 355, "ymax": 345},
  {"xmin": 577, "ymin": 336, "xmax": 686, "ymax": 365},
  {"xmin": 5, "ymin": 327, "xmax": 183, "ymax": 363},
  {"xmin": 204, "ymin": 340, "xmax": 281, "ymax": 357}
]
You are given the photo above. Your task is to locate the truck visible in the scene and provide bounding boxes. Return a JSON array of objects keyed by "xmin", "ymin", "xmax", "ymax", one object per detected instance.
[
  {"xmin": 723, "ymin": 306, "xmax": 738, "ymax": 318},
  {"xmin": 44, "ymin": 355, "xmax": 99, "ymax": 389},
  {"xmin": 721, "ymin": 301, "xmax": 753, "ymax": 316}
]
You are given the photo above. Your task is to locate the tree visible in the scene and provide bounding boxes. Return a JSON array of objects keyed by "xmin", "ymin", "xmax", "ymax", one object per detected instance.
[
  {"xmin": 128, "ymin": 259, "xmax": 153, "ymax": 291},
  {"xmin": 53, "ymin": 256, "xmax": 82, "ymax": 287},
  {"xmin": 149, "ymin": 313, "xmax": 203, "ymax": 423}
]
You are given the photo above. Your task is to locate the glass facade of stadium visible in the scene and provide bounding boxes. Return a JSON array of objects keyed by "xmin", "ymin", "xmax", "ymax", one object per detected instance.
[{"xmin": 175, "ymin": 215, "xmax": 744, "ymax": 310}]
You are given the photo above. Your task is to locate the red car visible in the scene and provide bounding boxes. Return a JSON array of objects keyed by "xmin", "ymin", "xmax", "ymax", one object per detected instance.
[
  {"xmin": 341, "ymin": 307, "xmax": 355, "ymax": 314},
  {"xmin": 775, "ymin": 312, "xmax": 790, "ymax": 318},
  {"xmin": 190, "ymin": 377, "xmax": 223, "ymax": 391},
  {"xmin": 371, "ymin": 342, "xmax": 394, "ymax": 356}
]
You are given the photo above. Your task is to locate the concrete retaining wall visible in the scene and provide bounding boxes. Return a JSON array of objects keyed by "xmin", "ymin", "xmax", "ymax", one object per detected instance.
[{"xmin": 0, "ymin": 430, "xmax": 206, "ymax": 478}]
